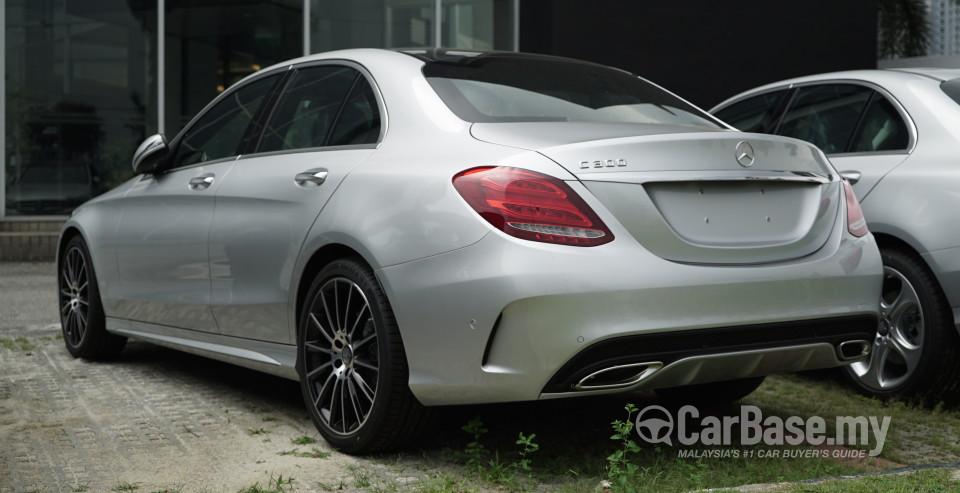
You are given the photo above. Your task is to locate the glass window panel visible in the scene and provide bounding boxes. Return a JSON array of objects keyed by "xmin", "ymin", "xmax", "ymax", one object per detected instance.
[
  {"xmin": 713, "ymin": 90, "xmax": 788, "ymax": 133},
  {"xmin": 441, "ymin": 0, "xmax": 515, "ymax": 50},
  {"xmin": 258, "ymin": 67, "xmax": 358, "ymax": 152},
  {"xmin": 164, "ymin": 0, "xmax": 303, "ymax": 137},
  {"xmin": 311, "ymin": 0, "xmax": 435, "ymax": 53},
  {"xmin": 777, "ymin": 84, "xmax": 873, "ymax": 154},
  {"xmin": 171, "ymin": 75, "xmax": 278, "ymax": 168},
  {"xmin": 329, "ymin": 77, "xmax": 382, "ymax": 146},
  {"xmin": 5, "ymin": 0, "xmax": 157, "ymax": 216},
  {"xmin": 850, "ymin": 96, "xmax": 909, "ymax": 152}
]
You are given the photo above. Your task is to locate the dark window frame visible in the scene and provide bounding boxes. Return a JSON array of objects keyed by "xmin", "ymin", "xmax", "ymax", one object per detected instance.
[
  {"xmin": 163, "ymin": 71, "xmax": 287, "ymax": 173},
  {"xmin": 770, "ymin": 82, "xmax": 914, "ymax": 155},
  {"xmin": 247, "ymin": 60, "xmax": 386, "ymax": 156}
]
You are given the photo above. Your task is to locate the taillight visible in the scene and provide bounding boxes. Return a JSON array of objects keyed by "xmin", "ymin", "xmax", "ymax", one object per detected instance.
[
  {"xmin": 453, "ymin": 166, "xmax": 614, "ymax": 246},
  {"xmin": 843, "ymin": 179, "xmax": 868, "ymax": 237}
]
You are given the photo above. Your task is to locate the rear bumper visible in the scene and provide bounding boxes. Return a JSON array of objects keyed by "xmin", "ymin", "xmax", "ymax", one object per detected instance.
[{"xmin": 377, "ymin": 226, "xmax": 881, "ymax": 406}]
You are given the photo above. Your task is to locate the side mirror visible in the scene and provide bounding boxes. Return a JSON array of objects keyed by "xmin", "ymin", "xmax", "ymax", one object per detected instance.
[{"xmin": 132, "ymin": 134, "xmax": 169, "ymax": 175}]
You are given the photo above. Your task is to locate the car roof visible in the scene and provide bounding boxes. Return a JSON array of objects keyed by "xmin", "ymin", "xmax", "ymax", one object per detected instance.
[
  {"xmin": 887, "ymin": 67, "xmax": 960, "ymax": 81},
  {"xmin": 711, "ymin": 68, "xmax": 960, "ymax": 111}
]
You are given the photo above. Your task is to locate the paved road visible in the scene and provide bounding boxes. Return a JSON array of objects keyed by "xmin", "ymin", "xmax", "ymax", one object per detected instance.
[{"xmin": 0, "ymin": 263, "xmax": 379, "ymax": 492}]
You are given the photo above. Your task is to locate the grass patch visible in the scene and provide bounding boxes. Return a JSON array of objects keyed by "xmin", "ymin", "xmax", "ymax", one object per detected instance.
[
  {"xmin": 277, "ymin": 447, "xmax": 330, "ymax": 459},
  {"xmin": 423, "ymin": 371, "xmax": 960, "ymax": 492},
  {"xmin": 0, "ymin": 336, "xmax": 36, "ymax": 351},
  {"xmin": 247, "ymin": 428, "xmax": 271, "ymax": 435},
  {"xmin": 783, "ymin": 466, "xmax": 958, "ymax": 492},
  {"xmin": 237, "ymin": 474, "xmax": 295, "ymax": 493},
  {"xmin": 111, "ymin": 482, "xmax": 141, "ymax": 492},
  {"xmin": 291, "ymin": 436, "xmax": 317, "ymax": 445}
]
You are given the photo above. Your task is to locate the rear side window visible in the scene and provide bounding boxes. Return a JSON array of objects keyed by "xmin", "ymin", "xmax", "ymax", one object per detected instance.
[
  {"xmin": 942, "ymin": 78, "xmax": 960, "ymax": 105},
  {"xmin": 777, "ymin": 84, "xmax": 872, "ymax": 154},
  {"xmin": 713, "ymin": 90, "xmax": 788, "ymax": 132},
  {"xmin": 850, "ymin": 96, "xmax": 909, "ymax": 152},
  {"xmin": 328, "ymin": 77, "xmax": 381, "ymax": 146},
  {"xmin": 171, "ymin": 74, "xmax": 279, "ymax": 168},
  {"xmin": 259, "ymin": 66, "xmax": 358, "ymax": 152},
  {"xmin": 423, "ymin": 54, "xmax": 720, "ymax": 128}
]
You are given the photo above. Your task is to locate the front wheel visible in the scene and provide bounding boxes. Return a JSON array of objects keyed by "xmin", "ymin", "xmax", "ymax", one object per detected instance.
[
  {"xmin": 297, "ymin": 258, "xmax": 429, "ymax": 453},
  {"xmin": 58, "ymin": 235, "xmax": 126, "ymax": 359},
  {"xmin": 843, "ymin": 247, "xmax": 960, "ymax": 405}
]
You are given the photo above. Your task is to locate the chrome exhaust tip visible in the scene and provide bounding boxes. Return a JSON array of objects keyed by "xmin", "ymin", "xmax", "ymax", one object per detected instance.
[
  {"xmin": 836, "ymin": 339, "xmax": 870, "ymax": 361},
  {"xmin": 574, "ymin": 361, "xmax": 663, "ymax": 391}
]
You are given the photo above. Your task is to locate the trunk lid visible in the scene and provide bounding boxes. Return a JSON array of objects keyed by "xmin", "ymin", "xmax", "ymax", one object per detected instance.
[{"xmin": 472, "ymin": 123, "xmax": 840, "ymax": 264}]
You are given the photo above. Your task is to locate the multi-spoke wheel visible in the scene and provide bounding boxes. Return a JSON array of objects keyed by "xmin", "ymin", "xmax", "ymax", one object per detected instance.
[
  {"xmin": 297, "ymin": 258, "xmax": 428, "ymax": 453},
  {"xmin": 58, "ymin": 236, "xmax": 126, "ymax": 359},
  {"xmin": 844, "ymin": 247, "xmax": 960, "ymax": 405}
]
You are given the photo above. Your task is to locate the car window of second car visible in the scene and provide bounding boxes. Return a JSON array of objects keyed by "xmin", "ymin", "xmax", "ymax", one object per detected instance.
[
  {"xmin": 713, "ymin": 90, "xmax": 788, "ymax": 132},
  {"xmin": 258, "ymin": 66, "xmax": 378, "ymax": 152},
  {"xmin": 170, "ymin": 75, "xmax": 279, "ymax": 168},
  {"xmin": 776, "ymin": 84, "xmax": 873, "ymax": 154},
  {"xmin": 849, "ymin": 95, "xmax": 909, "ymax": 152}
]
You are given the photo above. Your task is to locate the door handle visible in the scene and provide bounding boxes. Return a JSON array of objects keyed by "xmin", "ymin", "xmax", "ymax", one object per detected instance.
[
  {"xmin": 188, "ymin": 174, "xmax": 215, "ymax": 190},
  {"xmin": 295, "ymin": 168, "xmax": 329, "ymax": 187},
  {"xmin": 839, "ymin": 170, "xmax": 861, "ymax": 185}
]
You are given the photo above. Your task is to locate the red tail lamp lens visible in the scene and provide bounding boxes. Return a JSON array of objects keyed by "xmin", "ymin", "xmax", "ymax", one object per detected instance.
[
  {"xmin": 453, "ymin": 166, "xmax": 614, "ymax": 246},
  {"xmin": 843, "ymin": 179, "xmax": 868, "ymax": 237}
]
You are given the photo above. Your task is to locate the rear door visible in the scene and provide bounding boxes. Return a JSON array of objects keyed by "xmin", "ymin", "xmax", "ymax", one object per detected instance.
[
  {"xmin": 113, "ymin": 74, "xmax": 281, "ymax": 332},
  {"xmin": 208, "ymin": 63, "xmax": 383, "ymax": 343},
  {"xmin": 779, "ymin": 84, "xmax": 912, "ymax": 201},
  {"xmin": 714, "ymin": 82, "xmax": 913, "ymax": 201}
]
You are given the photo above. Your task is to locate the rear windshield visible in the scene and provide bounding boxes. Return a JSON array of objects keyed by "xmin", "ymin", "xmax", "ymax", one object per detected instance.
[
  {"xmin": 942, "ymin": 78, "xmax": 960, "ymax": 105},
  {"xmin": 422, "ymin": 54, "xmax": 720, "ymax": 127}
]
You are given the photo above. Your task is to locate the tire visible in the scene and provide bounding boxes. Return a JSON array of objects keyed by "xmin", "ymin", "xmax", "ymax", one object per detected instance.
[
  {"xmin": 296, "ymin": 258, "xmax": 429, "ymax": 453},
  {"xmin": 843, "ymin": 247, "xmax": 960, "ymax": 405},
  {"xmin": 655, "ymin": 376, "xmax": 766, "ymax": 405},
  {"xmin": 58, "ymin": 235, "xmax": 127, "ymax": 359}
]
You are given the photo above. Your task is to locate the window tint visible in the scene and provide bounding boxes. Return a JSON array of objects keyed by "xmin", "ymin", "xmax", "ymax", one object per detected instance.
[
  {"xmin": 259, "ymin": 66, "xmax": 357, "ymax": 152},
  {"xmin": 423, "ymin": 54, "xmax": 719, "ymax": 127},
  {"xmin": 328, "ymin": 77, "xmax": 381, "ymax": 146},
  {"xmin": 777, "ymin": 84, "xmax": 872, "ymax": 154},
  {"xmin": 713, "ymin": 90, "xmax": 788, "ymax": 132},
  {"xmin": 941, "ymin": 78, "xmax": 960, "ymax": 106},
  {"xmin": 171, "ymin": 75, "xmax": 278, "ymax": 168},
  {"xmin": 850, "ymin": 96, "xmax": 909, "ymax": 152}
]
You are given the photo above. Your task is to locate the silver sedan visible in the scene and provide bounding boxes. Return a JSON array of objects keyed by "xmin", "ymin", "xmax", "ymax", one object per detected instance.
[
  {"xmin": 713, "ymin": 69, "xmax": 960, "ymax": 405},
  {"xmin": 57, "ymin": 49, "xmax": 881, "ymax": 452}
]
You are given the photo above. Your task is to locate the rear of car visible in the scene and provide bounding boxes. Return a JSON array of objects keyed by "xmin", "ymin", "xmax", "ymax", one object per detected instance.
[{"xmin": 376, "ymin": 51, "xmax": 882, "ymax": 405}]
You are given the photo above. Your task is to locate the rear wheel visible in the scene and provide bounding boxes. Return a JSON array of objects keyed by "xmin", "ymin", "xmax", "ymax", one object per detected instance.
[
  {"xmin": 655, "ymin": 376, "xmax": 765, "ymax": 405},
  {"xmin": 297, "ymin": 258, "xmax": 428, "ymax": 453},
  {"xmin": 58, "ymin": 236, "xmax": 126, "ymax": 359},
  {"xmin": 844, "ymin": 247, "xmax": 960, "ymax": 405}
]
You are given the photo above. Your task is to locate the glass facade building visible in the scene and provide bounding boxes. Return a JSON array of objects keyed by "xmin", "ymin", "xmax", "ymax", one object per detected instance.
[{"xmin": 2, "ymin": 0, "xmax": 517, "ymax": 218}]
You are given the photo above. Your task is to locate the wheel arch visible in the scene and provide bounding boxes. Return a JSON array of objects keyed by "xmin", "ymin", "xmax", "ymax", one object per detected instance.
[
  {"xmin": 56, "ymin": 226, "xmax": 84, "ymax": 271},
  {"xmin": 872, "ymin": 232, "xmax": 951, "ymax": 306},
  {"xmin": 294, "ymin": 243, "xmax": 370, "ymax": 337}
]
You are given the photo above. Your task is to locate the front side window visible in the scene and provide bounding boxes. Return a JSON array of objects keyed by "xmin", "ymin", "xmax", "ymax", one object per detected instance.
[
  {"xmin": 776, "ymin": 84, "xmax": 872, "ymax": 154},
  {"xmin": 713, "ymin": 90, "xmax": 788, "ymax": 133},
  {"xmin": 422, "ymin": 53, "xmax": 720, "ymax": 127},
  {"xmin": 171, "ymin": 75, "xmax": 279, "ymax": 168},
  {"xmin": 258, "ymin": 66, "xmax": 358, "ymax": 152}
]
